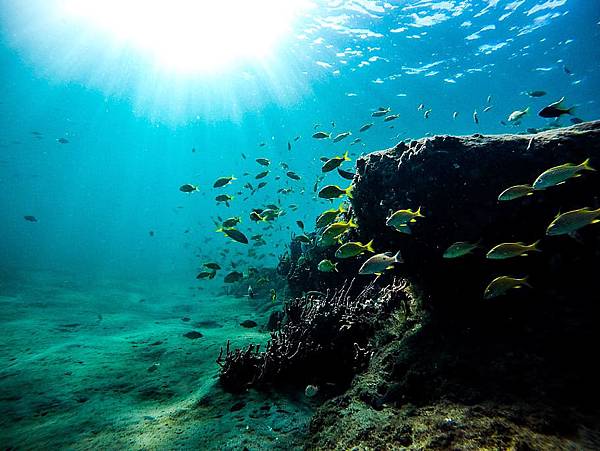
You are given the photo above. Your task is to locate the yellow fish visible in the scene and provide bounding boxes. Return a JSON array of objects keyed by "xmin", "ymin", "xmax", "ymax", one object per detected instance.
[
  {"xmin": 484, "ymin": 276, "xmax": 531, "ymax": 299},
  {"xmin": 443, "ymin": 241, "xmax": 479, "ymax": 259},
  {"xmin": 532, "ymin": 158, "xmax": 595, "ymax": 190},
  {"xmin": 335, "ymin": 240, "xmax": 375, "ymax": 259},
  {"xmin": 546, "ymin": 207, "xmax": 600, "ymax": 236},
  {"xmin": 498, "ymin": 184, "xmax": 534, "ymax": 201},
  {"xmin": 318, "ymin": 184, "xmax": 353, "ymax": 199},
  {"xmin": 322, "ymin": 218, "xmax": 357, "ymax": 241},
  {"xmin": 486, "ymin": 241, "xmax": 541, "ymax": 259},
  {"xmin": 318, "ymin": 259, "xmax": 337, "ymax": 272},
  {"xmin": 316, "ymin": 204, "xmax": 346, "ymax": 228},
  {"xmin": 386, "ymin": 207, "xmax": 424, "ymax": 230}
]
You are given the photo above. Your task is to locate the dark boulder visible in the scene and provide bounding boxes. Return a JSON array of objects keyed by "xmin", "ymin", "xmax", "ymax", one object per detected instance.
[{"xmin": 352, "ymin": 121, "xmax": 600, "ymax": 306}]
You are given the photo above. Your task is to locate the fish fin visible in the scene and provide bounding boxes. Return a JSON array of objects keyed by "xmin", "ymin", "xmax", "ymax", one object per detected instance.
[
  {"xmin": 526, "ymin": 192, "xmax": 534, "ymax": 196},
  {"xmin": 591, "ymin": 219, "xmax": 600, "ymax": 224},
  {"xmin": 386, "ymin": 266, "xmax": 394, "ymax": 270},
  {"xmin": 365, "ymin": 240, "xmax": 375, "ymax": 253},
  {"xmin": 397, "ymin": 225, "xmax": 412, "ymax": 235},
  {"xmin": 345, "ymin": 185, "xmax": 354, "ymax": 198},
  {"xmin": 410, "ymin": 218, "xmax": 417, "ymax": 223},
  {"xmin": 521, "ymin": 254, "xmax": 528, "ymax": 257},
  {"xmin": 581, "ymin": 157, "xmax": 595, "ymax": 172}
]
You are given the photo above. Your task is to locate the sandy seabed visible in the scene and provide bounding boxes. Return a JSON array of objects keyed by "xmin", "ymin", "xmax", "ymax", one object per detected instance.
[{"xmin": 0, "ymin": 269, "xmax": 312, "ymax": 450}]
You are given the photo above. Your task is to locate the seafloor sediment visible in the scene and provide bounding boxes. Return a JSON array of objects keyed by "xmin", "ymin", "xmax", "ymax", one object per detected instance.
[{"xmin": 0, "ymin": 270, "xmax": 313, "ymax": 450}]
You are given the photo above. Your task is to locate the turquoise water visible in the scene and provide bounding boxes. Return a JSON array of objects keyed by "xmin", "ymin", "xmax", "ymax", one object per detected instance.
[{"xmin": 1, "ymin": 0, "xmax": 599, "ymax": 449}]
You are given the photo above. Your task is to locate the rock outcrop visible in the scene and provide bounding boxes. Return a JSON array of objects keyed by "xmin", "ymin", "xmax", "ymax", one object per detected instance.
[
  {"xmin": 306, "ymin": 121, "xmax": 600, "ymax": 450},
  {"xmin": 220, "ymin": 121, "xmax": 600, "ymax": 450}
]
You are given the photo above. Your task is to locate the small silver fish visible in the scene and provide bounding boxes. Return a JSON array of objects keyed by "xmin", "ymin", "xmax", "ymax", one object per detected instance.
[{"xmin": 359, "ymin": 251, "xmax": 402, "ymax": 275}]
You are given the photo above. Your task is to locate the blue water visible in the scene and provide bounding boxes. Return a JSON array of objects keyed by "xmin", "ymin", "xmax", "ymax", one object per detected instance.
[
  {"xmin": 1, "ymin": 0, "xmax": 598, "ymax": 280},
  {"xmin": 0, "ymin": 0, "xmax": 599, "ymax": 448}
]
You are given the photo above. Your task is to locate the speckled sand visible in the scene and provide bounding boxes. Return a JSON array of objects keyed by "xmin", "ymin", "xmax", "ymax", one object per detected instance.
[{"xmin": 0, "ymin": 269, "xmax": 313, "ymax": 450}]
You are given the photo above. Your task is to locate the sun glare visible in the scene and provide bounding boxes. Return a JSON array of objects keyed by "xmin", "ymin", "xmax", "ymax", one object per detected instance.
[{"xmin": 58, "ymin": 0, "xmax": 306, "ymax": 74}]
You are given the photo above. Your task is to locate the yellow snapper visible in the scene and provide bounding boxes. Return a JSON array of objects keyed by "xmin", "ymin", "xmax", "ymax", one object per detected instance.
[
  {"xmin": 386, "ymin": 207, "xmax": 424, "ymax": 229},
  {"xmin": 179, "ymin": 184, "xmax": 199, "ymax": 193},
  {"xmin": 359, "ymin": 251, "xmax": 403, "ymax": 275},
  {"xmin": 486, "ymin": 241, "xmax": 541, "ymax": 259},
  {"xmin": 335, "ymin": 240, "xmax": 375, "ymax": 259},
  {"xmin": 322, "ymin": 218, "xmax": 357, "ymax": 241},
  {"xmin": 443, "ymin": 241, "xmax": 479, "ymax": 258},
  {"xmin": 213, "ymin": 175, "xmax": 236, "ymax": 188},
  {"xmin": 484, "ymin": 276, "xmax": 531, "ymax": 299},
  {"xmin": 318, "ymin": 184, "xmax": 353, "ymax": 199},
  {"xmin": 317, "ymin": 233, "xmax": 338, "ymax": 248},
  {"xmin": 498, "ymin": 184, "xmax": 534, "ymax": 201},
  {"xmin": 316, "ymin": 204, "xmax": 346, "ymax": 228},
  {"xmin": 318, "ymin": 259, "xmax": 337, "ymax": 272},
  {"xmin": 322, "ymin": 151, "xmax": 351, "ymax": 173},
  {"xmin": 546, "ymin": 207, "xmax": 600, "ymax": 236},
  {"xmin": 532, "ymin": 158, "xmax": 595, "ymax": 190}
]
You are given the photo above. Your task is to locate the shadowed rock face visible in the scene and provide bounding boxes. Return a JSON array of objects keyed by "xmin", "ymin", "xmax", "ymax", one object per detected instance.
[
  {"xmin": 353, "ymin": 121, "xmax": 600, "ymax": 304},
  {"xmin": 220, "ymin": 122, "xmax": 600, "ymax": 450},
  {"xmin": 305, "ymin": 122, "xmax": 600, "ymax": 450}
]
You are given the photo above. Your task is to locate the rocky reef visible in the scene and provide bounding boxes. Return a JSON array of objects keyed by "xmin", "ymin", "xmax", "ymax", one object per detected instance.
[{"xmin": 219, "ymin": 121, "xmax": 600, "ymax": 449}]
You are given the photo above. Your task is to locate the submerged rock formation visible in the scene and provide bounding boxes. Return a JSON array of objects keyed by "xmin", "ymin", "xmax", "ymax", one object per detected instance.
[
  {"xmin": 352, "ymin": 120, "xmax": 600, "ymax": 305},
  {"xmin": 220, "ymin": 121, "xmax": 600, "ymax": 450}
]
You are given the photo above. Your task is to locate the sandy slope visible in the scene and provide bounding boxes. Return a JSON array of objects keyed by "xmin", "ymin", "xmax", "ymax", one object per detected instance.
[{"xmin": 0, "ymin": 269, "xmax": 313, "ymax": 450}]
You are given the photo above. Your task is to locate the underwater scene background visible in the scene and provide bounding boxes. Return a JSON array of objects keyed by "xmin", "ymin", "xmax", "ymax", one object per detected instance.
[{"xmin": 1, "ymin": 0, "xmax": 599, "ymax": 449}]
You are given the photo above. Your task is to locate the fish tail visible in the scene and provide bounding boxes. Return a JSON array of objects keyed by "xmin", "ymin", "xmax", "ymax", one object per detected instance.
[
  {"xmin": 348, "ymin": 218, "xmax": 358, "ymax": 228},
  {"xmin": 416, "ymin": 206, "xmax": 425, "ymax": 217},
  {"xmin": 345, "ymin": 184, "xmax": 354, "ymax": 198},
  {"xmin": 521, "ymin": 277, "xmax": 533, "ymax": 288},
  {"xmin": 524, "ymin": 106, "xmax": 530, "ymax": 115},
  {"xmin": 567, "ymin": 105, "xmax": 577, "ymax": 115},
  {"xmin": 530, "ymin": 240, "xmax": 542, "ymax": 252},
  {"xmin": 393, "ymin": 250, "xmax": 403, "ymax": 263},
  {"xmin": 343, "ymin": 150, "xmax": 351, "ymax": 161},
  {"xmin": 365, "ymin": 239, "xmax": 375, "ymax": 253},
  {"xmin": 216, "ymin": 228, "xmax": 223, "ymax": 233},
  {"xmin": 581, "ymin": 157, "xmax": 595, "ymax": 172}
]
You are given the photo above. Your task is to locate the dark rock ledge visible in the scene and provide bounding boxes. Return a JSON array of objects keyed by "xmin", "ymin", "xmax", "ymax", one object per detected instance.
[{"xmin": 222, "ymin": 121, "xmax": 600, "ymax": 450}]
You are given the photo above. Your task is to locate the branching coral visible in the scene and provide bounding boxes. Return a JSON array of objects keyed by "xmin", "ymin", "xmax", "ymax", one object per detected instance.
[{"xmin": 217, "ymin": 278, "xmax": 410, "ymax": 392}]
